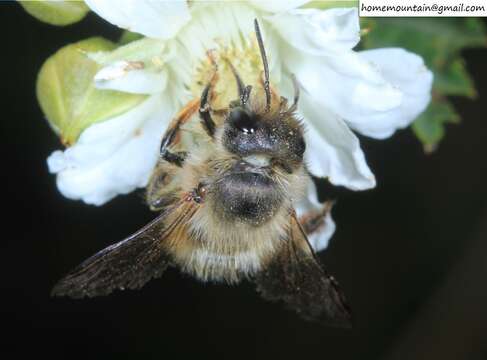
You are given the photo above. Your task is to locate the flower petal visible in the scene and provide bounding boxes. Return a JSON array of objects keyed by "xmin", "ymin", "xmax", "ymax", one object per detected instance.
[
  {"xmin": 47, "ymin": 95, "xmax": 173, "ymax": 205},
  {"xmin": 94, "ymin": 60, "xmax": 168, "ymax": 94},
  {"xmin": 347, "ymin": 48, "xmax": 434, "ymax": 139},
  {"xmin": 89, "ymin": 37, "xmax": 166, "ymax": 65},
  {"xmin": 285, "ymin": 49, "xmax": 403, "ymax": 128},
  {"xmin": 295, "ymin": 179, "xmax": 336, "ymax": 252},
  {"xmin": 84, "ymin": 0, "xmax": 190, "ymax": 39},
  {"xmin": 89, "ymin": 38, "xmax": 187, "ymax": 96},
  {"xmin": 176, "ymin": 2, "xmax": 257, "ymax": 61},
  {"xmin": 250, "ymin": 0, "xmax": 311, "ymax": 13},
  {"xmin": 299, "ymin": 90, "xmax": 376, "ymax": 190},
  {"xmin": 267, "ymin": 8, "xmax": 360, "ymax": 54},
  {"xmin": 311, "ymin": 209, "xmax": 335, "ymax": 252}
]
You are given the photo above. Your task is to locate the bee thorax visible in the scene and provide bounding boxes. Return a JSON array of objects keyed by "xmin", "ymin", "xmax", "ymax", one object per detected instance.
[{"xmin": 211, "ymin": 171, "xmax": 283, "ymax": 226}]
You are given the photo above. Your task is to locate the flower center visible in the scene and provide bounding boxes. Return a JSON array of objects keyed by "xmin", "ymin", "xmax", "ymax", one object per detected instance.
[{"xmin": 190, "ymin": 39, "xmax": 264, "ymax": 110}]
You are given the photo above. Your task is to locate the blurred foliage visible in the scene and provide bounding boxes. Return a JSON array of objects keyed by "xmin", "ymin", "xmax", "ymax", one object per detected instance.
[
  {"xmin": 37, "ymin": 37, "xmax": 146, "ymax": 145},
  {"xmin": 19, "ymin": 0, "xmax": 89, "ymax": 26},
  {"xmin": 361, "ymin": 18, "xmax": 487, "ymax": 152}
]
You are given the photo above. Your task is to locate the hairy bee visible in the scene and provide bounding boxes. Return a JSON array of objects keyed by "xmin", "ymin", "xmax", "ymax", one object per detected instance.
[{"xmin": 52, "ymin": 20, "xmax": 352, "ymax": 326}]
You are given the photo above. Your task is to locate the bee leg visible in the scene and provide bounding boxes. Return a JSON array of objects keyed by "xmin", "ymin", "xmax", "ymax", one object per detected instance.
[
  {"xmin": 161, "ymin": 149, "xmax": 187, "ymax": 168},
  {"xmin": 146, "ymin": 160, "xmax": 181, "ymax": 211},
  {"xmin": 199, "ymin": 53, "xmax": 219, "ymax": 138},
  {"xmin": 159, "ymin": 99, "xmax": 201, "ymax": 167},
  {"xmin": 159, "ymin": 125, "xmax": 187, "ymax": 167},
  {"xmin": 148, "ymin": 99, "xmax": 201, "ymax": 209},
  {"xmin": 199, "ymin": 83, "xmax": 216, "ymax": 138},
  {"xmin": 299, "ymin": 201, "xmax": 334, "ymax": 237}
]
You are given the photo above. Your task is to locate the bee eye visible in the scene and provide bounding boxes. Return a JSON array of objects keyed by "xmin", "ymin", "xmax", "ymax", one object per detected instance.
[{"xmin": 228, "ymin": 108, "xmax": 257, "ymax": 134}]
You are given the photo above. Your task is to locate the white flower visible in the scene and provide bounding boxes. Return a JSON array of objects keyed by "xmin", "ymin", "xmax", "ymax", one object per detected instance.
[
  {"xmin": 47, "ymin": 1, "xmax": 433, "ymax": 251},
  {"xmin": 295, "ymin": 178, "xmax": 337, "ymax": 252}
]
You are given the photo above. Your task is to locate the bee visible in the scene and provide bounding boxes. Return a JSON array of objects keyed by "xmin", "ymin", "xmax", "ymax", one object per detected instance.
[{"xmin": 52, "ymin": 20, "xmax": 352, "ymax": 327}]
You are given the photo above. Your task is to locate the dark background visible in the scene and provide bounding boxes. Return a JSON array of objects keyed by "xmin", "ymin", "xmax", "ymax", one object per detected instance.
[{"xmin": 1, "ymin": 3, "xmax": 487, "ymax": 359}]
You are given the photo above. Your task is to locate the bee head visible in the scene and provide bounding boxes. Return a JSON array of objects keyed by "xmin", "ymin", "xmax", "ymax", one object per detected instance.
[
  {"xmin": 222, "ymin": 102, "xmax": 305, "ymax": 170},
  {"xmin": 220, "ymin": 19, "xmax": 305, "ymax": 172}
]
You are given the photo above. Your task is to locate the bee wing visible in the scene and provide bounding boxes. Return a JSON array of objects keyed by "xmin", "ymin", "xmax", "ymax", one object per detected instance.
[
  {"xmin": 255, "ymin": 211, "xmax": 352, "ymax": 327},
  {"xmin": 51, "ymin": 200, "xmax": 198, "ymax": 299}
]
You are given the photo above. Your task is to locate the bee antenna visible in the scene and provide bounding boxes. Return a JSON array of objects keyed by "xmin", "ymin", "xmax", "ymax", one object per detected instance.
[
  {"xmin": 287, "ymin": 74, "xmax": 300, "ymax": 113},
  {"xmin": 242, "ymin": 85, "xmax": 252, "ymax": 106},
  {"xmin": 254, "ymin": 19, "xmax": 271, "ymax": 112},
  {"xmin": 224, "ymin": 58, "xmax": 247, "ymax": 104}
]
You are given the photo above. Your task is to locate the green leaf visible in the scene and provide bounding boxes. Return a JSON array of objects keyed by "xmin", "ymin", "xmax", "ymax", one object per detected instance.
[
  {"xmin": 434, "ymin": 59, "xmax": 477, "ymax": 98},
  {"xmin": 19, "ymin": 0, "xmax": 89, "ymax": 26},
  {"xmin": 362, "ymin": 18, "xmax": 486, "ymax": 151},
  {"xmin": 304, "ymin": 0, "xmax": 358, "ymax": 9},
  {"xmin": 361, "ymin": 18, "xmax": 486, "ymax": 66},
  {"xmin": 412, "ymin": 101, "xmax": 460, "ymax": 153},
  {"xmin": 119, "ymin": 31, "xmax": 144, "ymax": 46},
  {"xmin": 37, "ymin": 37, "xmax": 147, "ymax": 145}
]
